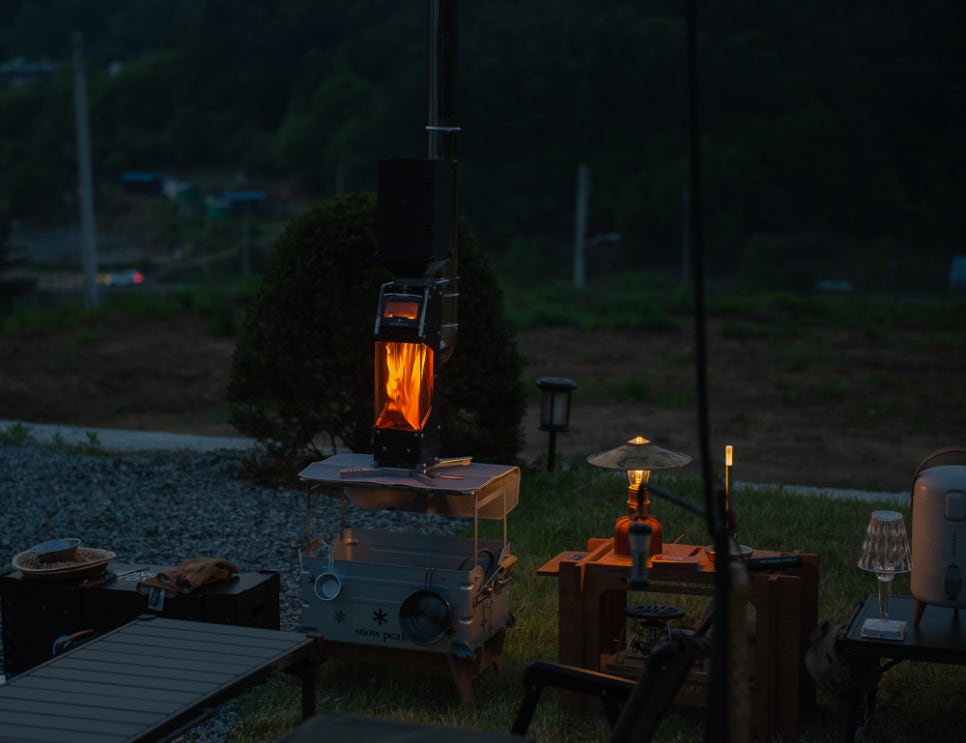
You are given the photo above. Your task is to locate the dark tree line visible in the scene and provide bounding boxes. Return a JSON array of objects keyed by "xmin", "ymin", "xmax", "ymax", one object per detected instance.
[{"xmin": 1, "ymin": 0, "xmax": 963, "ymax": 292}]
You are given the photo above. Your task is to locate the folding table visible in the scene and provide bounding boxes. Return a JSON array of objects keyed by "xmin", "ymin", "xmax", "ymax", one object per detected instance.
[{"xmin": 0, "ymin": 615, "xmax": 322, "ymax": 743}]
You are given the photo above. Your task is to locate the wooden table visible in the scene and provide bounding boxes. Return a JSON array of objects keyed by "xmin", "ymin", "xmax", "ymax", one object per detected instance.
[
  {"xmin": 0, "ymin": 615, "xmax": 323, "ymax": 743},
  {"xmin": 839, "ymin": 594, "xmax": 966, "ymax": 742},
  {"xmin": 539, "ymin": 539, "xmax": 819, "ymax": 742}
]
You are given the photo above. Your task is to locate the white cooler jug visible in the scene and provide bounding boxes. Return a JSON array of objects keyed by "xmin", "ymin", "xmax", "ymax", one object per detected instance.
[{"xmin": 909, "ymin": 448, "xmax": 966, "ymax": 622}]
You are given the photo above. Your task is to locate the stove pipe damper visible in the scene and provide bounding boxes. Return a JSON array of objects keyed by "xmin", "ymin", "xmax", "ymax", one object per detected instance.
[{"xmin": 373, "ymin": 0, "xmax": 459, "ymax": 470}]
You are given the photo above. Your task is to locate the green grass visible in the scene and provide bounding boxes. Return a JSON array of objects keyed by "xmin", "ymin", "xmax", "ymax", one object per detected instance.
[
  {"xmin": 617, "ymin": 374, "xmax": 652, "ymax": 402},
  {"xmin": 501, "ymin": 272, "xmax": 687, "ymax": 331},
  {"xmin": 0, "ymin": 422, "xmax": 35, "ymax": 445},
  {"xmin": 773, "ymin": 341, "xmax": 815, "ymax": 373},
  {"xmin": 655, "ymin": 387, "xmax": 696, "ymax": 409},
  {"xmin": 1, "ymin": 423, "xmax": 105, "ymax": 454},
  {"xmin": 1, "ymin": 284, "xmax": 243, "ymax": 339},
  {"xmin": 230, "ymin": 465, "xmax": 961, "ymax": 742},
  {"xmin": 499, "ymin": 272, "xmax": 966, "ymax": 338}
]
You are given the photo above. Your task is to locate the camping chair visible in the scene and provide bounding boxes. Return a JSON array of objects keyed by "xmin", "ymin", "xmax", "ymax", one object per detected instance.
[
  {"xmin": 511, "ymin": 626, "xmax": 713, "ymax": 741},
  {"xmin": 512, "ymin": 557, "xmax": 747, "ymax": 742},
  {"xmin": 276, "ymin": 630, "xmax": 710, "ymax": 743}
]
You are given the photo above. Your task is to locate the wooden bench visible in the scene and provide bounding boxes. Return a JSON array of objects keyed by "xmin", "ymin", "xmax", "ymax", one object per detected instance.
[{"xmin": 0, "ymin": 615, "xmax": 323, "ymax": 743}]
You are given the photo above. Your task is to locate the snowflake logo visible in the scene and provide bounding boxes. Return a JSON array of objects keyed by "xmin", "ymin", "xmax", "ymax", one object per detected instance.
[
  {"xmin": 334, "ymin": 610, "xmax": 346, "ymax": 624},
  {"xmin": 372, "ymin": 608, "xmax": 389, "ymax": 625}
]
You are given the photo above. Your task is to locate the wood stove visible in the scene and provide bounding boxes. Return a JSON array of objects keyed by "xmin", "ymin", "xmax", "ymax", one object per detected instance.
[
  {"xmin": 295, "ymin": 1, "xmax": 519, "ymax": 700},
  {"xmin": 371, "ymin": 157, "xmax": 453, "ymax": 470}
]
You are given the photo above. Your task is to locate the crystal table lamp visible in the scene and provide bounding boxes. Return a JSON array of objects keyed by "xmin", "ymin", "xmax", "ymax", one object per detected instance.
[{"xmin": 857, "ymin": 510, "xmax": 913, "ymax": 640}]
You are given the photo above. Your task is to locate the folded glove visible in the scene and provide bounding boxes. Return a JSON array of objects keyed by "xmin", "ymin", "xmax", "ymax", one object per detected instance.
[{"xmin": 136, "ymin": 557, "xmax": 240, "ymax": 598}]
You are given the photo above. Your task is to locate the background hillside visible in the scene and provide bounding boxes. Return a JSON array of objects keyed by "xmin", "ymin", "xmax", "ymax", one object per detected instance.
[{"xmin": 1, "ymin": 0, "xmax": 964, "ymax": 294}]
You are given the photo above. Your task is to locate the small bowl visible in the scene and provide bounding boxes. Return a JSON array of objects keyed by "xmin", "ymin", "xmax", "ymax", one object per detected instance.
[
  {"xmin": 704, "ymin": 542, "xmax": 753, "ymax": 565},
  {"xmin": 31, "ymin": 538, "xmax": 81, "ymax": 563}
]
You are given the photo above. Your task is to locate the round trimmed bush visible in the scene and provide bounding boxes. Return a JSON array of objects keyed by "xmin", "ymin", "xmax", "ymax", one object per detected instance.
[{"xmin": 226, "ymin": 192, "xmax": 525, "ymax": 466}]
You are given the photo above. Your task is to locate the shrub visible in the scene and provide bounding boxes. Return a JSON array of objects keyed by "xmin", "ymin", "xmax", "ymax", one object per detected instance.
[{"xmin": 226, "ymin": 192, "xmax": 526, "ymax": 465}]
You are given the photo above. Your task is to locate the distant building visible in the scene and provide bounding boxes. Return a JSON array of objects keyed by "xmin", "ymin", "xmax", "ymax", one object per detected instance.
[
  {"xmin": 162, "ymin": 179, "xmax": 200, "ymax": 205},
  {"xmin": 118, "ymin": 171, "xmax": 173, "ymax": 196},
  {"xmin": 205, "ymin": 195, "xmax": 233, "ymax": 219},
  {"xmin": 0, "ymin": 57, "xmax": 59, "ymax": 89},
  {"xmin": 815, "ymin": 279, "xmax": 853, "ymax": 293},
  {"xmin": 215, "ymin": 191, "xmax": 267, "ymax": 216},
  {"xmin": 950, "ymin": 256, "xmax": 966, "ymax": 293}
]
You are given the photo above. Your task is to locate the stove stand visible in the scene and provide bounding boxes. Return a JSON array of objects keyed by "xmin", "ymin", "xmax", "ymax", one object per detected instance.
[{"xmin": 297, "ymin": 453, "xmax": 520, "ymax": 702}]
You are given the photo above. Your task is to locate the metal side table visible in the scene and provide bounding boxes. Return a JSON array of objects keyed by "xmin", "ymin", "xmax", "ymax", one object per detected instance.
[{"xmin": 839, "ymin": 594, "xmax": 966, "ymax": 742}]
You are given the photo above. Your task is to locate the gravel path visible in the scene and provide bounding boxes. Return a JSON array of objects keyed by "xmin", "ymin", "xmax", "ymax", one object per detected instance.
[{"xmin": 0, "ymin": 442, "xmax": 463, "ymax": 740}]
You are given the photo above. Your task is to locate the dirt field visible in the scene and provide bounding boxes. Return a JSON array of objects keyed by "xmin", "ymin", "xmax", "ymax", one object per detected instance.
[{"xmin": 1, "ymin": 311, "xmax": 963, "ymax": 493}]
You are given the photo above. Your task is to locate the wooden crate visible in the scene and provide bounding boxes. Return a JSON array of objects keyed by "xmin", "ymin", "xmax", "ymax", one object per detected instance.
[{"xmin": 539, "ymin": 539, "xmax": 818, "ymax": 741}]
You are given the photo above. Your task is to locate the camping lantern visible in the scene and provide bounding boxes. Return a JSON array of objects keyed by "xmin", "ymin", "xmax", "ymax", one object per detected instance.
[{"xmin": 587, "ymin": 436, "xmax": 692, "ymax": 557}]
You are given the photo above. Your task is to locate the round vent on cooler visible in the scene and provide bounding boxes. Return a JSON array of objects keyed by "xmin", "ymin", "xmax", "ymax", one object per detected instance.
[{"xmin": 399, "ymin": 590, "xmax": 451, "ymax": 645}]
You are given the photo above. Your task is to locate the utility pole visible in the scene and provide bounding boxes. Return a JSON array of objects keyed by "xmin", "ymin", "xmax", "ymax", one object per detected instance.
[
  {"xmin": 72, "ymin": 31, "xmax": 99, "ymax": 308},
  {"xmin": 335, "ymin": 162, "xmax": 345, "ymax": 194},
  {"xmin": 681, "ymin": 186, "xmax": 690, "ymax": 288},
  {"xmin": 241, "ymin": 209, "xmax": 251, "ymax": 277},
  {"xmin": 573, "ymin": 164, "xmax": 589, "ymax": 289}
]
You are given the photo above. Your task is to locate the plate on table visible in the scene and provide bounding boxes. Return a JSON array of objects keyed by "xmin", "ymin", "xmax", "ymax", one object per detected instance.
[{"xmin": 11, "ymin": 547, "xmax": 117, "ymax": 581}]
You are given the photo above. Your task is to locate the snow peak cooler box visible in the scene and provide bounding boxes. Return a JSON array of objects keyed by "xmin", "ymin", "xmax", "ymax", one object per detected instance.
[
  {"xmin": 0, "ymin": 563, "xmax": 280, "ymax": 676},
  {"xmin": 297, "ymin": 453, "xmax": 520, "ymax": 703}
]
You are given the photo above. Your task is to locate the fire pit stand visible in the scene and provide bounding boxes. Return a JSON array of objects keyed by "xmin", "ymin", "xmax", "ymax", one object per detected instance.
[{"xmin": 297, "ymin": 452, "xmax": 520, "ymax": 702}]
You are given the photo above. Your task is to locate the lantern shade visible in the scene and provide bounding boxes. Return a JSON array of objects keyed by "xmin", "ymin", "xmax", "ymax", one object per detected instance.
[
  {"xmin": 587, "ymin": 436, "xmax": 692, "ymax": 471},
  {"xmin": 858, "ymin": 510, "xmax": 913, "ymax": 575},
  {"xmin": 537, "ymin": 377, "xmax": 576, "ymax": 432}
]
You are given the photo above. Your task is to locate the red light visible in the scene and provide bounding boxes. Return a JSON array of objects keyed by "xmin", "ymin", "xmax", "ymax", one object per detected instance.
[{"xmin": 133, "ymin": 272, "xmax": 145, "ymax": 284}]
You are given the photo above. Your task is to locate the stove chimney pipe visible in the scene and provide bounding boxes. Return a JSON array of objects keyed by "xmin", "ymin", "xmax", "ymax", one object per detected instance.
[{"xmin": 428, "ymin": 0, "xmax": 459, "ymax": 364}]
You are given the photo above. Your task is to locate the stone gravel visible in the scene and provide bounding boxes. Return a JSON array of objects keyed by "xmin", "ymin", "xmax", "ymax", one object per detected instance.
[{"xmin": 0, "ymin": 441, "xmax": 463, "ymax": 740}]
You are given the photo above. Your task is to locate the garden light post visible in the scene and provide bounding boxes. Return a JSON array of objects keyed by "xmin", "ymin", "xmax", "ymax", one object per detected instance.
[{"xmin": 536, "ymin": 377, "xmax": 576, "ymax": 472}]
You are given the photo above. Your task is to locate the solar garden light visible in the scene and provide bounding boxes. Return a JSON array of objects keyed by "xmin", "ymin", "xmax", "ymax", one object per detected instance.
[{"xmin": 536, "ymin": 376, "xmax": 576, "ymax": 472}]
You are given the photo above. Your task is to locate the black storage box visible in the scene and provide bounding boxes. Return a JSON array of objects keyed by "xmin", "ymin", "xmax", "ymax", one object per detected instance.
[{"xmin": 0, "ymin": 561, "xmax": 280, "ymax": 676}]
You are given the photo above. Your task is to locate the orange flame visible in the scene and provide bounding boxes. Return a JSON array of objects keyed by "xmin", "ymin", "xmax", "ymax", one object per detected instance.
[{"xmin": 375, "ymin": 341, "xmax": 434, "ymax": 431}]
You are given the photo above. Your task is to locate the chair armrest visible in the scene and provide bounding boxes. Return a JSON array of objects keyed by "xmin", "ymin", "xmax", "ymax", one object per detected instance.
[
  {"xmin": 511, "ymin": 660, "xmax": 635, "ymax": 734},
  {"xmin": 511, "ymin": 632, "xmax": 711, "ymax": 738}
]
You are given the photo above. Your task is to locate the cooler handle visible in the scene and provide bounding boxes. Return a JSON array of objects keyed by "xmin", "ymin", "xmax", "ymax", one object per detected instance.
[{"xmin": 910, "ymin": 446, "xmax": 966, "ymax": 507}]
